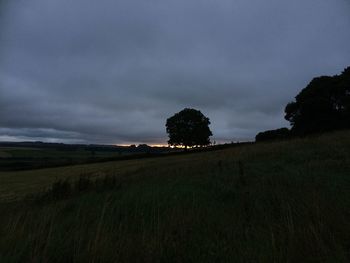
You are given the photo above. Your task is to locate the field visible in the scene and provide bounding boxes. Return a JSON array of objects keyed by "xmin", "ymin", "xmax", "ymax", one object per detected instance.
[
  {"xmin": 0, "ymin": 144, "xmax": 174, "ymax": 171},
  {"xmin": 0, "ymin": 131, "xmax": 350, "ymax": 262},
  {"xmin": 0, "ymin": 146, "xmax": 122, "ymax": 171}
]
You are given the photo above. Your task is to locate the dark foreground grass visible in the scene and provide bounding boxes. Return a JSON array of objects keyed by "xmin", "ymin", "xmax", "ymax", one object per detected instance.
[{"xmin": 0, "ymin": 131, "xmax": 350, "ymax": 262}]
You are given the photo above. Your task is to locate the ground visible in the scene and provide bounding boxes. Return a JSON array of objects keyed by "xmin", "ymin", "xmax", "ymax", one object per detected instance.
[{"xmin": 0, "ymin": 131, "xmax": 349, "ymax": 262}]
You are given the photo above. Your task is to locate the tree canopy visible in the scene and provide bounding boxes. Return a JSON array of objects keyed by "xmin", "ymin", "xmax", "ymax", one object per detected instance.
[
  {"xmin": 285, "ymin": 67, "xmax": 350, "ymax": 135},
  {"xmin": 166, "ymin": 108, "xmax": 212, "ymax": 148}
]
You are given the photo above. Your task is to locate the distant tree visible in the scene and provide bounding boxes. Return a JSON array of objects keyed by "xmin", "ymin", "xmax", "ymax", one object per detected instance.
[
  {"xmin": 166, "ymin": 108, "xmax": 213, "ymax": 149},
  {"xmin": 255, "ymin": 128, "xmax": 290, "ymax": 142},
  {"xmin": 285, "ymin": 67, "xmax": 350, "ymax": 135},
  {"xmin": 137, "ymin": 144, "xmax": 150, "ymax": 149}
]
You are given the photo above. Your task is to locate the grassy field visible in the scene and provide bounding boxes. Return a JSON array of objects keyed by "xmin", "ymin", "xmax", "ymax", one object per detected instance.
[
  {"xmin": 0, "ymin": 144, "xmax": 177, "ymax": 171},
  {"xmin": 0, "ymin": 146, "xmax": 124, "ymax": 171},
  {"xmin": 0, "ymin": 131, "xmax": 350, "ymax": 262}
]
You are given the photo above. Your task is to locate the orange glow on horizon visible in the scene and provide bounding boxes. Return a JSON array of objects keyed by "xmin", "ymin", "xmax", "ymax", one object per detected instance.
[
  {"xmin": 113, "ymin": 143, "xmax": 207, "ymax": 149},
  {"xmin": 114, "ymin": 143, "xmax": 169, "ymax": 147}
]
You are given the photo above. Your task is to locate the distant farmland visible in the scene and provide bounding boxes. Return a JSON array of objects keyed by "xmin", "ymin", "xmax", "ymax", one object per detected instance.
[{"xmin": 0, "ymin": 142, "xmax": 177, "ymax": 171}]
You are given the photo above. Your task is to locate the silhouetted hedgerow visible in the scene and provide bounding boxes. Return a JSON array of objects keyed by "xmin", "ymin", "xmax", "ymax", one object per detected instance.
[{"xmin": 255, "ymin": 128, "xmax": 290, "ymax": 142}]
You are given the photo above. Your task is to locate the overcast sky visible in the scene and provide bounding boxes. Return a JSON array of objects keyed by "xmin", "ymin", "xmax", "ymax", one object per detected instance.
[{"xmin": 0, "ymin": 0, "xmax": 349, "ymax": 145}]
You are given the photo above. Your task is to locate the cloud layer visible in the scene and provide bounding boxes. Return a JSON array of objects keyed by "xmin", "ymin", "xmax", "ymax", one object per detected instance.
[{"xmin": 1, "ymin": 0, "xmax": 350, "ymax": 144}]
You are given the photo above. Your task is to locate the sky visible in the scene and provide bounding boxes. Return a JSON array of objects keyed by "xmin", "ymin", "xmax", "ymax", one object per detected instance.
[{"xmin": 0, "ymin": 0, "xmax": 350, "ymax": 145}]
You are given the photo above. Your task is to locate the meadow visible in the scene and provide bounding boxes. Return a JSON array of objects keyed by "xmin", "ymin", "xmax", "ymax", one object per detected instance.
[
  {"xmin": 0, "ymin": 146, "xmax": 121, "ymax": 171},
  {"xmin": 0, "ymin": 131, "xmax": 349, "ymax": 262},
  {"xmin": 0, "ymin": 144, "xmax": 174, "ymax": 172}
]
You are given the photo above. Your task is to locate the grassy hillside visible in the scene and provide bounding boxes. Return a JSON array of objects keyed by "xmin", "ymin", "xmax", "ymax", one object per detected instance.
[{"xmin": 1, "ymin": 131, "xmax": 350, "ymax": 262}]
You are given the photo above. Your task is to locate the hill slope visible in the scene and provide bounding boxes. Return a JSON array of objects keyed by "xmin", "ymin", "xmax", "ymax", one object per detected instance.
[{"xmin": 1, "ymin": 131, "xmax": 350, "ymax": 262}]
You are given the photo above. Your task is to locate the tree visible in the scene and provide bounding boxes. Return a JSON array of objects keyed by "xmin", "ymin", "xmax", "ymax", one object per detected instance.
[
  {"xmin": 285, "ymin": 67, "xmax": 350, "ymax": 135},
  {"xmin": 166, "ymin": 108, "xmax": 213, "ymax": 148}
]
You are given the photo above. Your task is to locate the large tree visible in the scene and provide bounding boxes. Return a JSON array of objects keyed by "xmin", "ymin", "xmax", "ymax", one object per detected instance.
[
  {"xmin": 285, "ymin": 67, "xmax": 350, "ymax": 135},
  {"xmin": 166, "ymin": 108, "xmax": 213, "ymax": 148}
]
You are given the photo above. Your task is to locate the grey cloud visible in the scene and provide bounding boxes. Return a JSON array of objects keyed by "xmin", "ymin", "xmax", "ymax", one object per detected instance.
[{"xmin": 1, "ymin": 0, "xmax": 350, "ymax": 144}]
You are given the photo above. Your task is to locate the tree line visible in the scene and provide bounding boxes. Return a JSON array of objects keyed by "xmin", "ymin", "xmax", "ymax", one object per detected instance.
[
  {"xmin": 256, "ymin": 67, "xmax": 350, "ymax": 141},
  {"xmin": 165, "ymin": 66, "xmax": 350, "ymax": 146}
]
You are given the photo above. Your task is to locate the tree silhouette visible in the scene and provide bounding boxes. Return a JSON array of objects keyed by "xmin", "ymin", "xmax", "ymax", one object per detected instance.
[
  {"xmin": 285, "ymin": 67, "xmax": 350, "ymax": 135},
  {"xmin": 166, "ymin": 108, "xmax": 213, "ymax": 148}
]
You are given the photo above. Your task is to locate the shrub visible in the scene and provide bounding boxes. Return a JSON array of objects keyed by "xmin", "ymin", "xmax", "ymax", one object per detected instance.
[{"xmin": 255, "ymin": 128, "xmax": 290, "ymax": 142}]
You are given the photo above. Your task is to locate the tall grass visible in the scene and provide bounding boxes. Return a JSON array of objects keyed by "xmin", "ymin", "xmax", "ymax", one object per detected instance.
[{"xmin": 0, "ymin": 131, "xmax": 350, "ymax": 262}]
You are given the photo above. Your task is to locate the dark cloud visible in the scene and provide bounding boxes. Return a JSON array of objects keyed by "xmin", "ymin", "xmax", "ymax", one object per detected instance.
[{"xmin": 1, "ymin": 0, "xmax": 350, "ymax": 144}]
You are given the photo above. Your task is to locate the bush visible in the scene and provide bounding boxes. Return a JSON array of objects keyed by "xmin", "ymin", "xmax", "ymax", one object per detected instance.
[{"xmin": 255, "ymin": 128, "xmax": 290, "ymax": 142}]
